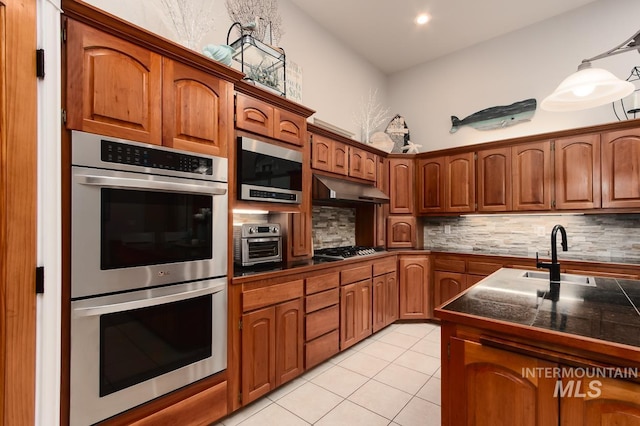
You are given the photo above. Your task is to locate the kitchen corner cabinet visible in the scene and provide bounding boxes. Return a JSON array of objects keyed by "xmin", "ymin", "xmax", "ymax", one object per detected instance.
[
  {"xmin": 601, "ymin": 128, "xmax": 640, "ymax": 208},
  {"xmin": 66, "ymin": 19, "xmax": 162, "ymax": 145},
  {"xmin": 512, "ymin": 141, "xmax": 552, "ymax": 210},
  {"xmin": 340, "ymin": 264, "xmax": 373, "ymax": 350},
  {"xmin": 477, "ymin": 147, "xmax": 511, "ymax": 212},
  {"xmin": 235, "ymin": 93, "xmax": 306, "ymax": 146},
  {"xmin": 434, "ymin": 271, "xmax": 467, "ymax": 308},
  {"xmin": 398, "ymin": 255, "xmax": 431, "ymax": 319},
  {"xmin": 389, "ymin": 158, "xmax": 415, "ymax": 213},
  {"xmin": 554, "ymin": 134, "xmax": 601, "ymax": 210},
  {"xmin": 310, "ymin": 134, "xmax": 348, "ymax": 175},
  {"xmin": 241, "ymin": 280, "xmax": 304, "ymax": 405},
  {"xmin": 416, "ymin": 156, "xmax": 445, "ymax": 214},
  {"xmin": 66, "ymin": 19, "xmax": 233, "ymax": 156},
  {"xmin": 386, "ymin": 216, "xmax": 417, "ymax": 249}
]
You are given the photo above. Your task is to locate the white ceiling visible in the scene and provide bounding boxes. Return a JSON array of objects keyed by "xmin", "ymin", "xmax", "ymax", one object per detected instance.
[{"xmin": 288, "ymin": 0, "xmax": 599, "ymax": 74}]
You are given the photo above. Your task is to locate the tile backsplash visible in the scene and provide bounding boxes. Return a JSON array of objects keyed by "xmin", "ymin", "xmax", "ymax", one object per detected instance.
[
  {"xmin": 423, "ymin": 214, "xmax": 640, "ymax": 262},
  {"xmin": 312, "ymin": 206, "xmax": 356, "ymax": 249}
]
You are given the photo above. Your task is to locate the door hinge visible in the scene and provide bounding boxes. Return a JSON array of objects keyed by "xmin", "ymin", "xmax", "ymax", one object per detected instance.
[
  {"xmin": 551, "ymin": 141, "xmax": 555, "ymax": 151},
  {"xmin": 474, "ymin": 152, "xmax": 478, "ymax": 160},
  {"xmin": 239, "ymin": 320, "xmax": 243, "ymax": 330},
  {"xmin": 62, "ymin": 109, "xmax": 67, "ymax": 124},
  {"xmin": 36, "ymin": 266, "xmax": 45, "ymax": 294},
  {"xmin": 61, "ymin": 20, "xmax": 67, "ymax": 42},
  {"xmin": 36, "ymin": 49, "xmax": 45, "ymax": 79},
  {"xmin": 552, "ymin": 200, "xmax": 556, "ymax": 208}
]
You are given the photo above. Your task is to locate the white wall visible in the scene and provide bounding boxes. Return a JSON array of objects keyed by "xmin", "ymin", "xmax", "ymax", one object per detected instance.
[
  {"xmin": 83, "ymin": 0, "xmax": 388, "ymax": 140},
  {"xmin": 388, "ymin": 0, "xmax": 640, "ymax": 151}
]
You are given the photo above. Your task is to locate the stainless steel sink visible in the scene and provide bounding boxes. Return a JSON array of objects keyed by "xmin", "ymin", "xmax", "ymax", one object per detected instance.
[{"xmin": 520, "ymin": 270, "xmax": 596, "ymax": 287}]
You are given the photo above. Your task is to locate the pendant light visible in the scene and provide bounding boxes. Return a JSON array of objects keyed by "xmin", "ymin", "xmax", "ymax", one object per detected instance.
[{"xmin": 541, "ymin": 28, "xmax": 640, "ymax": 112}]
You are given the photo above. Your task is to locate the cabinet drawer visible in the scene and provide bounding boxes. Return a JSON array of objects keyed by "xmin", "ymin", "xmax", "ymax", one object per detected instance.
[
  {"xmin": 306, "ymin": 288, "xmax": 339, "ymax": 313},
  {"xmin": 306, "ymin": 272, "xmax": 340, "ymax": 295},
  {"xmin": 306, "ymin": 305, "xmax": 339, "ymax": 341},
  {"xmin": 341, "ymin": 264, "xmax": 372, "ymax": 285},
  {"xmin": 373, "ymin": 256, "xmax": 396, "ymax": 276},
  {"xmin": 305, "ymin": 329, "xmax": 339, "ymax": 369},
  {"xmin": 242, "ymin": 280, "xmax": 304, "ymax": 312},
  {"xmin": 434, "ymin": 258, "xmax": 466, "ymax": 273},
  {"xmin": 467, "ymin": 261, "xmax": 503, "ymax": 276}
]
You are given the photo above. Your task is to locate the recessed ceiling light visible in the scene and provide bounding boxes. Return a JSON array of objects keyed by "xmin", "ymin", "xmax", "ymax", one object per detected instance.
[{"xmin": 416, "ymin": 13, "xmax": 430, "ymax": 25}]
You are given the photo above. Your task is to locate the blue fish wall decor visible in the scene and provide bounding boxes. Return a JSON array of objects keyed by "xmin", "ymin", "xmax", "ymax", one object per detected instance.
[{"xmin": 450, "ymin": 98, "xmax": 537, "ymax": 133}]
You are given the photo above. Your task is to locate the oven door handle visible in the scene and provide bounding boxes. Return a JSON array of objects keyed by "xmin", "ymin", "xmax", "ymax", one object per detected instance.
[
  {"xmin": 75, "ymin": 174, "xmax": 227, "ymax": 195},
  {"xmin": 72, "ymin": 282, "xmax": 226, "ymax": 318},
  {"xmin": 245, "ymin": 237, "xmax": 281, "ymax": 243}
]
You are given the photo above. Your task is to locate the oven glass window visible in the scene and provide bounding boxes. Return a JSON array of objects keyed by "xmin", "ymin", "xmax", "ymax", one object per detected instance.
[
  {"xmin": 100, "ymin": 294, "xmax": 213, "ymax": 397},
  {"xmin": 101, "ymin": 188, "xmax": 213, "ymax": 270},
  {"xmin": 248, "ymin": 240, "xmax": 280, "ymax": 259},
  {"xmin": 240, "ymin": 150, "xmax": 302, "ymax": 191}
]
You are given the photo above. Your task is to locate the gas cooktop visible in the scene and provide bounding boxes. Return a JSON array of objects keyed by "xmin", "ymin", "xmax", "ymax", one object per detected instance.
[{"xmin": 313, "ymin": 245, "xmax": 385, "ymax": 261}]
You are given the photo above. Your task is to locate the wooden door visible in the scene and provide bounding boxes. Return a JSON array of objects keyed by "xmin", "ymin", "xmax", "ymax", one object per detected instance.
[
  {"xmin": 332, "ymin": 141, "xmax": 349, "ymax": 175},
  {"xmin": 66, "ymin": 19, "xmax": 162, "ymax": 144},
  {"xmin": 274, "ymin": 108, "xmax": 305, "ymax": 146},
  {"xmin": 389, "ymin": 158, "xmax": 414, "ymax": 213},
  {"xmin": 446, "ymin": 152, "xmax": 476, "ymax": 212},
  {"xmin": 560, "ymin": 374, "xmax": 640, "ymax": 426},
  {"xmin": 512, "ymin": 141, "xmax": 552, "ymax": 210},
  {"xmin": 386, "ymin": 216, "xmax": 416, "ymax": 249},
  {"xmin": 372, "ymin": 275, "xmax": 386, "ymax": 332},
  {"xmin": 356, "ymin": 279, "xmax": 373, "ymax": 341},
  {"xmin": 275, "ymin": 299, "xmax": 303, "ymax": 386},
  {"xmin": 349, "ymin": 146, "xmax": 366, "ymax": 179},
  {"xmin": 554, "ymin": 134, "xmax": 601, "ymax": 210},
  {"xmin": 477, "ymin": 147, "xmax": 511, "ymax": 212},
  {"xmin": 340, "ymin": 283, "xmax": 358, "ymax": 349},
  {"xmin": 434, "ymin": 271, "xmax": 466, "ymax": 307},
  {"xmin": 290, "ymin": 212, "xmax": 312, "ymax": 258},
  {"xmin": 374, "ymin": 157, "xmax": 388, "ymax": 247},
  {"xmin": 242, "ymin": 306, "xmax": 276, "ymax": 404},
  {"xmin": 162, "ymin": 58, "xmax": 232, "ymax": 157},
  {"xmin": 384, "ymin": 272, "xmax": 399, "ymax": 326},
  {"xmin": 364, "ymin": 152, "xmax": 377, "ymax": 181},
  {"xmin": 2, "ymin": 1, "xmax": 37, "ymax": 424},
  {"xmin": 448, "ymin": 338, "xmax": 558, "ymax": 426},
  {"xmin": 601, "ymin": 128, "xmax": 640, "ymax": 208},
  {"xmin": 417, "ymin": 156, "xmax": 445, "ymax": 214},
  {"xmin": 235, "ymin": 92, "xmax": 274, "ymax": 137},
  {"xmin": 398, "ymin": 256, "xmax": 430, "ymax": 319},
  {"xmin": 311, "ymin": 134, "xmax": 332, "ymax": 172}
]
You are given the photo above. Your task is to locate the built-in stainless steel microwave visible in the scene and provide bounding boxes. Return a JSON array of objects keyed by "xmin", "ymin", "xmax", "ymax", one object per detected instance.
[{"xmin": 237, "ymin": 136, "xmax": 303, "ymax": 204}]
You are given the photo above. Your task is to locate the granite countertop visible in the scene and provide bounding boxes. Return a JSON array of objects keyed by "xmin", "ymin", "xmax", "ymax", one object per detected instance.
[{"xmin": 440, "ymin": 268, "xmax": 640, "ymax": 348}]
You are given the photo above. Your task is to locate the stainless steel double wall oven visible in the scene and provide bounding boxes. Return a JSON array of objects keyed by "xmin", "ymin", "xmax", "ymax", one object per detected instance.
[{"xmin": 69, "ymin": 131, "xmax": 228, "ymax": 425}]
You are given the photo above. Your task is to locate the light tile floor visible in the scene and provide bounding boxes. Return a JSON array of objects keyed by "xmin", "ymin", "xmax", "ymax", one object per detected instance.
[{"xmin": 217, "ymin": 322, "xmax": 442, "ymax": 426}]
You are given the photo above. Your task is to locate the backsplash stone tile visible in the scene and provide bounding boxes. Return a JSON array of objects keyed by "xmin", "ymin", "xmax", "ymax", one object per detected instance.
[
  {"xmin": 312, "ymin": 206, "xmax": 356, "ymax": 249},
  {"xmin": 423, "ymin": 214, "xmax": 640, "ymax": 262}
]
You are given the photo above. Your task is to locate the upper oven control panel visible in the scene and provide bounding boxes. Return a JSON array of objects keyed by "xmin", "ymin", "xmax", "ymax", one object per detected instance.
[{"xmin": 101, "ymin": 140, "xmax": 213, "ymax": 175}]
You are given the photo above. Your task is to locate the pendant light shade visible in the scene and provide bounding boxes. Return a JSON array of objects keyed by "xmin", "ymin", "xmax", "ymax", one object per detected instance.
[
  {"xmin": 541, "ymin": 28, "xmax": 640, "ymax": 112},
  {"xmin": 541, "ymin": 65, "xmax": 635, "ymax": 111}
]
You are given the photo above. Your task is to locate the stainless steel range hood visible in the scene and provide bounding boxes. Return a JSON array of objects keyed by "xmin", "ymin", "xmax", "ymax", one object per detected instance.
[{"xmin": 312, "ymin": 174, "xmax": 390, "ymax": 204}]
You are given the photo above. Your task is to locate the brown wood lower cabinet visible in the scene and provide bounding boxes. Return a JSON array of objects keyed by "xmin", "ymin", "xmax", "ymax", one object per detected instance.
[
  {"xmin": 304, "ymin": 272, "xmax": 340, "ymax": 369},
  {"xmin": 434, "ymin": 271, "xmax": 467, "ymax": 308},
  {"xmin": 241, "ymin": 282, "xmax": 304, "ymax": 405},
  {"xmin": 373, "ymin": 271, "xmax": 398, "ymax": 332},
  {"xmin": 340, "ymin": 279, "xmax": 372, "ymax": 350},
  {"xmin": 398, "ymin": 255, "xmax": 431, "ymax": 319}
]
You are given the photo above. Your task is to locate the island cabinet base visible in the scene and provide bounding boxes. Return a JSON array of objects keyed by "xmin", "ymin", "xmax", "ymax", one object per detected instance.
[{"xmin": 440, "ymin": 323, "xmax": 640, "ymax": 426}]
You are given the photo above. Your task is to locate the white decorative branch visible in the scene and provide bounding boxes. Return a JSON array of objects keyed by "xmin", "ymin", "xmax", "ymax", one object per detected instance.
[
  {"xmin": 225, "ymin": 0, "xmax": 283, "ymax": 44},
  {"xmin": 354, "ymin": 88, "xmax": 391, "ymax": 143},
  {"xmin": 159, "ymin": 0, "xmax": 217, "ymax": 50}
]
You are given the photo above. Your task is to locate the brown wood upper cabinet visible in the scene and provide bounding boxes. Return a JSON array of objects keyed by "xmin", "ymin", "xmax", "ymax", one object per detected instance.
[
  {"xmin": 417, "ymin": 156, "xmax": 445, "ymax": 214},
  {"xmin": 477, "ymin": 148, "xmax": 511, "ymax": 212},
  {"xmin": 601, "ymin": 128, "xmax": 640, "ymax": 208},
  {"xmin": 236, "ymin": 92, "xmax": 306, "ymax": 146},
  {"xmin": 310, "ymin": 133, "xmax": 348, "ymax": 175},
  {"xmin": 349, "ymin": 146, "xmax": 377, "ymax": 181},
  {"xmin": 554, "ymin": 134, "xmax": 601, "ymax": 210},
  {"xmin": 446, "ymin": 152, "xmax": 476, "ymax": 212},
  {"xmin": 66, "ymin": 19, "xmax": 232, "ymax": 157},
  {"xmin": 512, "ymin": 141, "xmax": 552, "ymax": 210},
  {"xmin": 389, "ymin": 158, "xmax": 414, "ymax": 213}
]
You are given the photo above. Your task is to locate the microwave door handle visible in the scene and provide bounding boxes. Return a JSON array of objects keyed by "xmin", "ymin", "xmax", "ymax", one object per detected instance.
[
  {"xmin": 75, "ymin": 174, "xmax": 227, "ymax": 196},
  {"xmin": 72, "ymin": 284, "xmax": 225, "ymax": 318}
]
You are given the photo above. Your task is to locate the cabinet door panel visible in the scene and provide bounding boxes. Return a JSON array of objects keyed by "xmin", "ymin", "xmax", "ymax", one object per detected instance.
[
  {"xmin": 389, "ymin": 158, "xmax": 415, "ymax": 213},
  {"xmin": 356, "ymin": 279, "xmax": 373, "ymax": 341},
  {"xmin": 364, "ymin": 152, "xmax": 377, "ymax": 181},
  {"xmin": 372, "ymin": 275, "xmax": 386, "ymax": 332},
  {"xmin": 340, "ymin": 283, "xmax": 357, "ymax": 349},
  {"xmin": 290, "ymin": 212, "xmax": 312, "ymax": 258},
  {"xmin": 513, "ymin": 141, "xmax": 552, "ymax": 210},
  {"xmin": 332, "ymin": 141, "xmax": 349, "ymax": 175},
  {"xmin": 399, "ymin": 256, "xmax": 430, "ymax": 319},
  {"xmin": 274, "ymin": 109, "xmax": 305, "ymax": 146},
  {"xmin": 477, "ymin": 148, "xmax": 511, "ymax": 211},
  {"xmin": 242, "ymin": 307, "xmax": 276, "ymax": 403},
  {"xmin": 66, "ymin": 19, "xmax": 162, "ymax": 144},
  {"xmin": 446, "ymin": 152, "xmax": 476, "ymax": 212},
  {"xmin": 349, "ymin": 146, "xmax": 366, "ymax": 179},
  {"xmin": 163, "ymin": 59, "xmax": 231, "ymax": 157},
  {"xmin": 386, "ymin": 216, "xmax": 416, "ymax": 249},
  {"xmin": 384, "ymin": 273, "xmax": 399, "ymax": 325},
  {"xmin": 601, "ymin": 129, "xmax": 640, "ymax": 208},
  {"xmin": 434, "ymin": 271, "xmax": 466, "ymax": 307},
  {"xmin": 311, "ymin": 134, "xmax": 332, "ymax": 172},
  {"xmin": 417, "ymin": 157, "xmax": 445, "ymax": 213},
  {"xmin": 275, "ymin": 299, "xmax": 304, "ymax": 386},
  {"xmin": 554, "ymin": 134, "xmax": 601, "ymax": 209},
  {"xmin": 235, "ymin": 93, "xmax": 273, "ymax": 137}
]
